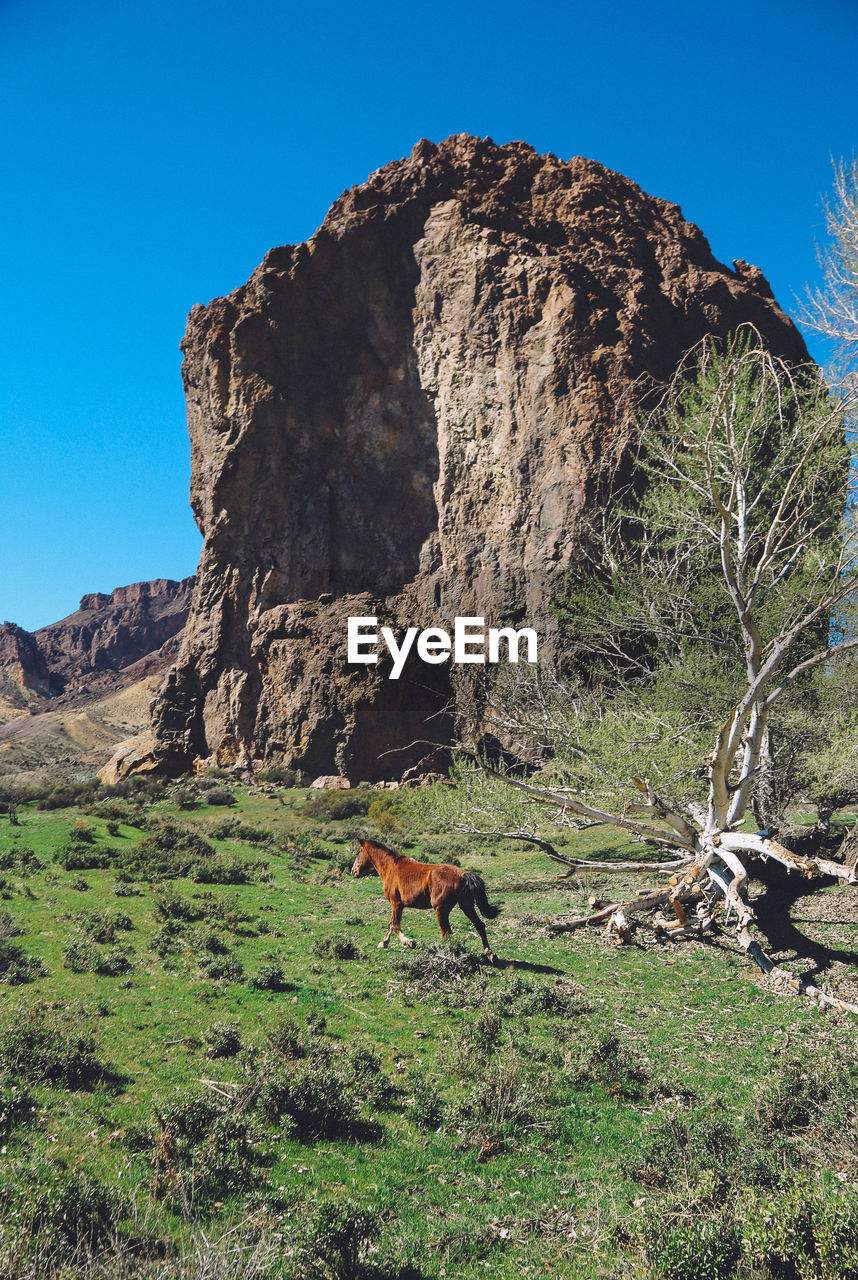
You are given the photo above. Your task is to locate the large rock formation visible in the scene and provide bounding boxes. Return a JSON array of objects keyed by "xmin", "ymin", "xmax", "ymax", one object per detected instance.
[{"xmin": 150, "ymin": 134, "xmax": 809, "ymax": 780}]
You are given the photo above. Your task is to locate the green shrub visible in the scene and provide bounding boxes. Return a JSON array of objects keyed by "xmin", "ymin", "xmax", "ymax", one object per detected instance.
[
  {"xmin": 149, "ymin": 921, "xmax": 185, "ymax": 958},
  {"xmin": 255, "ymin": 1060, "xmax": 360, "ymax": 1139},
  {"xmin": 153, "ymin": 887, "xmax": 205, "ymax": 922},
  {"xmin": 0, "ymin": 1006, "xmax": 107, "ymax": 1087},
  {"xmin": 63, "ymin": 937, "xmax": 99, "ymax": 972},
  {"xmin": 312, "ymin": 932, "xmax": 362, "ymax": 961},
  {"xmin": 192, "ymin": 855, "xmax": 267, "ymax": 884},
  {"xmin": 124, "ymin": 819, "xmax": 216, "ymax": 878},
  {"xmin": 205, "ymin": 787, "xmax": 236, "ymax": 806},
  {"xmin": 756, "ymin": 1061, "xmax": 851, "ymax": 1134},
  {"xmin": 205, "ymin": 1020, "xmax": 243, "ymax": 1059},
  {"xmin": 640, "ymin": 1213, "xmax": 741, "ymax": 1280},
  {"xmin": 72, "ymin": 910, "xmax": 133, "ymax": 943},
  {"xmin": 266, "ymin": 1016, "xmax": 305, "ymax": 1059},
  {"xmin": 201, "ymin": 954, "xmax": 244, "ymax": 982},
  {"xmin": 36, "ymin": 781, "xmax": 101, "ymax": 810},
  {"xmin": 149, "ymin": 1089, "xmax": 263, "ymax": 1201},
  {"xmin": 96, "ymin": 943, "xmax": 135, "ymax": 976},
  {"xmin": 0, "ymin": 910, "xmax": 20, "ymax": 939},
  {"xmin": 209, "ymin": 816, "xmax": 269, "ymax": 843},
  {"xmin": 0, "ymin": 845, "xmax": 43, "ymax": 874},
  {"xmin": 15, "ymin": 1166, "xmax": 126, "ymax": 1257},
  {"xmin": 0, "ymin": 1073, "xmax": 35, "ymax": 1135},
  {"xmin": 256, "ymin": 765, "xmax": 298, "ymax": 786},
  {"xmin": 55, "ymin": 841, "xmax": 117, "ymax": 870},
  {"xmin": 113, "ymin": 872, "xmax": 141, "ymax": 896},
  {"xmin": 366, "ymin": 791, "xmax": 403, "ymax": 836},
  {"xmin": 408, "ymin": 1069, "xmax": 444, "ymax": 1131},
  {"xmin": 345, "ymin": 1046, "xmax": 395, "ymax": 1110},
  {"xmin": 292, "ymin": 1199, "xmax": 378, "ymax": 1280},
  {"xmin": 301, "ymin": 788, "xmax": 373, "ymax": 821},
  {"xmin": 577, "ymin": 1031, "xmax": 649, "ymax": 1100},
  {"xmin": 0, "ymin": 938, "xmax": 46, "ymax": 984},
  {"xmin": 173, "ymin": 786, "xmax": 199, "ymax": 810},
  {"xmin": 249, "ymin": 962, "xmax": 287, "ymax": 991}
]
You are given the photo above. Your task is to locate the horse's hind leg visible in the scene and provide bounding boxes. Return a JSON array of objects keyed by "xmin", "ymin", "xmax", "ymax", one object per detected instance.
[{"xmin": 459, "ymin": 900, "xmax": 496, "ymax": 964}]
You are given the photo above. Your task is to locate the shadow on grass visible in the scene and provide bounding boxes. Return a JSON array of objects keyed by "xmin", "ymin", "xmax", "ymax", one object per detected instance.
[
  {"xmin": 492, "ymin": 956, "xmax": 566, "ymax": 976},
  {"xmin": 750, "ymin": 867, "xmax": 858, "ymax": 983}
]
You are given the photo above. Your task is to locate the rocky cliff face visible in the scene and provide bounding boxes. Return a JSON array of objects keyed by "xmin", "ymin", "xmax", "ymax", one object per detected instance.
[
  {"xmin": 150, "ymin": 134, "xmax": 809, "ymax": 780},
  {"xmin": 0, "ymin": 578, "xmax": 194, "ymax": 716}
]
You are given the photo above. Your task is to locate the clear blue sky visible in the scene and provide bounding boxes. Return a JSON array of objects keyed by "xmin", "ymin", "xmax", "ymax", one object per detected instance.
[{"xmin": 1, "ymin": 0, "xmax": 856, "ymax": 630}]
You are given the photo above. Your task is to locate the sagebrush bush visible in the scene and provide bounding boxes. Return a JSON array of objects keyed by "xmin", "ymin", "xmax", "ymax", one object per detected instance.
[{"xmin": 205, "ymin": 787, "xmax": 236, "ymax": 807}]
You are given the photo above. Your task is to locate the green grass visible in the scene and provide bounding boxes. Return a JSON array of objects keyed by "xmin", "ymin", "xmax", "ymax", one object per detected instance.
[{"xmin": 0, "ymin": 783, "xmax": 857, "ymax": 1278}]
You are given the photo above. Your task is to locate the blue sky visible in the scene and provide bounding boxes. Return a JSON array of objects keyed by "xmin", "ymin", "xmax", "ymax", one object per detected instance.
[{"xmin": 1, "ymin": 0, "xmax": 856, "ymax": 630}]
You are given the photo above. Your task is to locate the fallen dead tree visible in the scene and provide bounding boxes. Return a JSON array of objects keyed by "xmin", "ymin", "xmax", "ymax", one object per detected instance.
[{"xmin": 485, "ymin": 766, "xmax": 858, "ymax": 1014}]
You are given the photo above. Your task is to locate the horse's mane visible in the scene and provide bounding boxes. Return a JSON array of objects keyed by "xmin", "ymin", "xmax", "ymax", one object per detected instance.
[{"xmin": 360, "ymin": 837, "xmax": 404, "ymax": 861}]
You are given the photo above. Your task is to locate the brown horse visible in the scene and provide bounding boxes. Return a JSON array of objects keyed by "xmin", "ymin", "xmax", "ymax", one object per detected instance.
[{"xmin": 350, "ymin": 836, "xmax": 500, "ymax": 962}]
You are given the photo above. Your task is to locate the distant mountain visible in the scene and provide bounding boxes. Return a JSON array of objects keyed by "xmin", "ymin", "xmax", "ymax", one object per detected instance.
[{"xmin": 0, "ymin": 578, "xmax": 194, "ymax": 782}]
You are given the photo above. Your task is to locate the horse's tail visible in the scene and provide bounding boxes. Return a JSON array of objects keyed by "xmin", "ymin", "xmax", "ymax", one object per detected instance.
[{"xmin": 459, "ymin": 871, "xmax": 501, "ymax": 919}]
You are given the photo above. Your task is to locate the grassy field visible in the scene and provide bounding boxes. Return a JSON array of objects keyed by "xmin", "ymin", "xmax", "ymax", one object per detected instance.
[{"xmin": 1, "ymin": 777, "xmax": 858, "ymax": 1279}]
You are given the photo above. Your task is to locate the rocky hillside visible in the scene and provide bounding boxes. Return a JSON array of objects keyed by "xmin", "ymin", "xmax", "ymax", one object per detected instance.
[
  {"xmin": 148, "ymin": 134, "xmax": 809, "ymax": 781},
  {"xmin": 0, "ymin": 578, "xmax": 194, "ymax": 716},
  {"xmin": 0, "ymin": 579, "xmax": 194, "ymax": 780}
]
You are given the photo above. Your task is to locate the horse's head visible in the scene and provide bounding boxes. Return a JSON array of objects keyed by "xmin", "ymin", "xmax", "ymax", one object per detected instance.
[{"xmin": 351, "ymin": 839, "xmax": 375, "ymax": 878}]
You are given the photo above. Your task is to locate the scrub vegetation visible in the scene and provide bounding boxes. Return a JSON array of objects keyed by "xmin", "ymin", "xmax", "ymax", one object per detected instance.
[{"xmin": 0, "ymin": 775, "xmax": 857, "ymax": 1278}]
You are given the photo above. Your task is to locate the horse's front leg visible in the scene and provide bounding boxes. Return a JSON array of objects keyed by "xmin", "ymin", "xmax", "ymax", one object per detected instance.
[
  {"xmin": 389, "ymin": 899, "xmax": 415, "ymax": 948},
  {"xmin": 435, "ymin": 904, "xmax": 452, "ymax": 940},
  {"xmin": 378, "ymin": 904, "xmax": 395, "ymax": 949}
]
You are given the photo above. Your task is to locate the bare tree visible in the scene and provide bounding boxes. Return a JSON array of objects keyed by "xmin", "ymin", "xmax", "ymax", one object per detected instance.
[
  {"xmin": 427, "ymin": 331, "xmax": 858, "ymax": 1012},
  {"xmin": 802, "ymin": 158, "xmax": 858, "ymax": 378}
]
